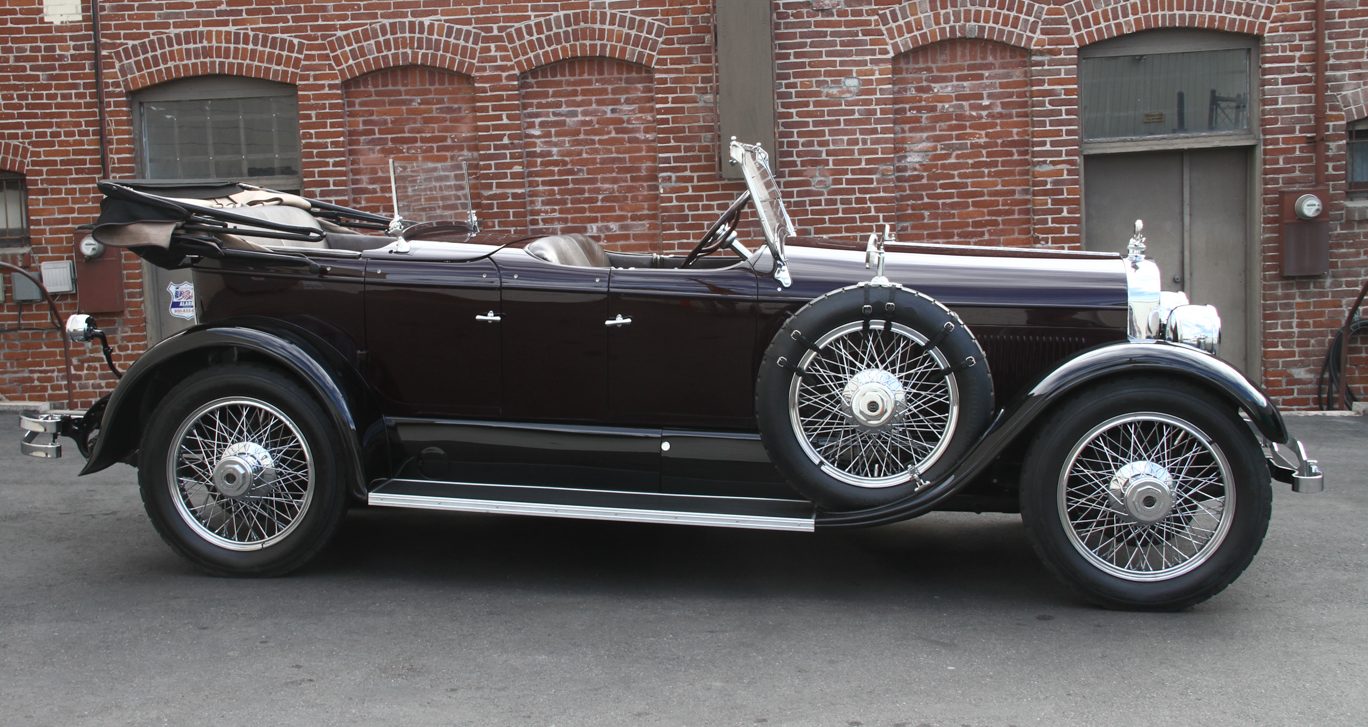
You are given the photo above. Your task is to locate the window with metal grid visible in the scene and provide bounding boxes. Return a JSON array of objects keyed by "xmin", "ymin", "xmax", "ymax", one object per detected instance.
[
  {"xmin": 0, "ymin": 171, "xmax": 27, "ymax": 249},
  {"xmin": 134, "ymin": 77, "xmax": 301, "ymax": 192},
  {"xmin": 1350, "ymin": 120, "xmax": 1368, "ymax": 198}
]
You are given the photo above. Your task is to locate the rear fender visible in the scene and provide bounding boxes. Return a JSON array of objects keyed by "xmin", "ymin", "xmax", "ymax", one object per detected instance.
[
  {"xmin": 818, "ymin": 341, "xmax": 1285, "ymax": 528},
  {"xmin": 80, "ymin": 323, "xmax": 382, "ymax": 499}
]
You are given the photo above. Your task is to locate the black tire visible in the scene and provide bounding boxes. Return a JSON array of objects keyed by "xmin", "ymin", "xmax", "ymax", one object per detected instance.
[
  {"xmin": 1019, "ymin": 377, "xmax": 1272, "ymax": 610},
  {"xmin": 137, "ymin": 364, "xmax": 351, "ymax": 576},
  {"xmin": 756, "ymin": 284, "xmax": 994, "ymax": 510}
]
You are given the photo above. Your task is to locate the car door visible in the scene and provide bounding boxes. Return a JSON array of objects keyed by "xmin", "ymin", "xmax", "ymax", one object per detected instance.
[
  {"xmin": 607, "ymin": 264, "xmax": 761, "ymax": 429},
  {"xmin": 493, "ymin": 249, "xmax": 610, "ymax": 423},
  {"xmin": 363, "ymin": 251, "xmax": 502, "ymax": 418}
]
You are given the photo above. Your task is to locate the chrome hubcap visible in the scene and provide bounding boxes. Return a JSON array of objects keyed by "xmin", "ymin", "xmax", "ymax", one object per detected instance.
[
  {"xmin": 844, "ymin": 369, "xmax": 906, "ymax": 429},
  {"xmin": 1059, "ymin": 413, "xmax": 1234, "ymax": 582},
  {"xmin": 788, "ymin": 321, "xmax": 960, "ymax": 489},
  {"xmin": 211, "ymin": 442, "xmax": 276, "ymax": 499},
  {"xmin": 1108, "ymin": 461, "xmax": 1174, "ymax": 524},
  {"xmin": 167, "ymin": 397, "xmax": 314, "ymax": 551}
]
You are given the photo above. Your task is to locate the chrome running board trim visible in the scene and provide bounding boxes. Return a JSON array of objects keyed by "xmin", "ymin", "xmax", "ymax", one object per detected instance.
[{"xmin": 367, "ymin": 481, "xmax": 815, "ymax": 532}]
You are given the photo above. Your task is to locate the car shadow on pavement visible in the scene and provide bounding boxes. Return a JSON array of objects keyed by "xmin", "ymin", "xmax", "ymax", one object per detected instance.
[{"xmin": 310, "ymin": 506, "xmax": 1063, "ymax": 608}]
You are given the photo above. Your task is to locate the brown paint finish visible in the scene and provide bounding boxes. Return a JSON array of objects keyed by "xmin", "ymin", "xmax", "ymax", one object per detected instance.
[
  {"xmin": 608, "ymin": 264, "xmax": 759, "ymax": 428},
  {"xmin": 192, "ymin": 257, "xmax": 369, "ymax": 367},
  {"xmin": 494, "ymin": 249, "xmax": 609, "ymax": 422},
  {"xmin": 364, "ymin": 256, "xmax": 502, "ymax": 418}
]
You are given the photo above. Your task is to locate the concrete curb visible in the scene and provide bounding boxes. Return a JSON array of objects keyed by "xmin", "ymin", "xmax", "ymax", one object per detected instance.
[{"xmin": 0, "ymin": 401, "xmax": 51, "ymax": 414}]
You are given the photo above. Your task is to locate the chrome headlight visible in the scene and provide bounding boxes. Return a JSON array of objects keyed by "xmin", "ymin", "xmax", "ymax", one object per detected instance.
[
  {"xmin": 65, "ymin": 314, "xmax": 96, "ymax": 343},
  {"xmin": 1165, "ymin": 304, "xmax": 1221, "ymax": 354}
]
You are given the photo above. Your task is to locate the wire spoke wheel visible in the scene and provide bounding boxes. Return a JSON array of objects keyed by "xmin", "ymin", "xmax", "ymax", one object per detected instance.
[
  {"xmin": 167, "ymin": 397, "xmax": 315, "ymax": 551},
  {"xmin": 1059, "ymin": 412, "xmax": 1235, "ymax": 582},
  {"xmin": 787, "ymin": 321, "xmax": 959, "ymax": 488}
]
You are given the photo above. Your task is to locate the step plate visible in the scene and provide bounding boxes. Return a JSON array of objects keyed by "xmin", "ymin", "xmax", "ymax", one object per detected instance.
[{"xmin": 368, "ymin": 479, "xmax": 815, "ymax": 532}]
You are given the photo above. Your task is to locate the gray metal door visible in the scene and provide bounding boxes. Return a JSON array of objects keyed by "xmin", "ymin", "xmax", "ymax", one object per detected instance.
[{"xmin": 1083, "ymin": 147, "xmax": 1251, "ymax": 374}]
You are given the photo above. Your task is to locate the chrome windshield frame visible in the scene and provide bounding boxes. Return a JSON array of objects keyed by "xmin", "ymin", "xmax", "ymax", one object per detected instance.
[{"xmin": 730, "ymin": 138, "xmax": 794, "ymax": 286}]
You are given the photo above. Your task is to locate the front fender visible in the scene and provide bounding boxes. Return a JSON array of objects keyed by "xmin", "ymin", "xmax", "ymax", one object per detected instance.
[
  {"xmin": 819, "ymin": 340, "xmax": 1286, "ymax": 528},
  {"xmin": 79, "ymin": 324, "xmax": 379, "ymax": 499},
  {"xmin": 1020, "ymin": 340, "xmax": 1286, "ymax": 443}
]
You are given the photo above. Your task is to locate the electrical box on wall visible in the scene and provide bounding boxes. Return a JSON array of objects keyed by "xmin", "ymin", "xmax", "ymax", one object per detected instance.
[
  {"xmin": 1279, "ymin": 189, "xmax": 1330, "ymax": 277},
  {"xmin": 73, "ymin": 232, "xmax": 126, "ymax": 313},
  {"xmin": 39, "ymin": 260, "xmax": 75, "ymax": 294},
  {"xmin": 10, "ymin": 271, "xmax": 41, "ymax": 302}
]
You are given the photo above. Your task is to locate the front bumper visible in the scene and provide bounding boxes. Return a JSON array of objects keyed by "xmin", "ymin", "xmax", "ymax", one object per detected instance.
[{"xmin": 1264, "ymin": 436, "xmax": 1324, "ymax": 493}]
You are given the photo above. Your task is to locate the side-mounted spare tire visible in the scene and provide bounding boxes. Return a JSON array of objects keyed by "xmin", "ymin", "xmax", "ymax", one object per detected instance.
[{"xmin": 756, "ymin": 284, "xmax": 994, "ymax": 510}]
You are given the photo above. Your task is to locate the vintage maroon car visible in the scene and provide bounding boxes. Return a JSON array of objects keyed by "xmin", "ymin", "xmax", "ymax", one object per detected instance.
[{"xmin": 20, "ymin": 140, "xmax": 1322, "ymax": 609}]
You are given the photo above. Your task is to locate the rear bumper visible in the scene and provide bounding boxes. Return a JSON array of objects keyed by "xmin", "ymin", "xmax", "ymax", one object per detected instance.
[
  {"xmin": 1264, "ymin": 436, "xmax": 1324, "ymax": 493},
  {"xmin": 20, "ymin": 412, "xmax": 72, "ymax": 458},
  {"xmin": 18, "ymin": 409, "xmax": 97, "ymax": 460}
]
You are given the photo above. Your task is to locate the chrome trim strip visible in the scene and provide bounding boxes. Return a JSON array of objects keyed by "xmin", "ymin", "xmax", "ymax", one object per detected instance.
[
  {"xmin": 378, "ymin": 477, "xmax": 808, "ymax": 506},
  {"xmin": 367, "ymin": 492, "xmax": 815, "ymax": 532}
]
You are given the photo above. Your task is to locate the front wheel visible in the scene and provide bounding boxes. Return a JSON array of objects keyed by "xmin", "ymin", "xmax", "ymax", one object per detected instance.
[
  {"xmin": 138, "ymin": 364, "xmax": 351, "ymax": 576},
  {"xmin": 1019, "ymin": 378, "xmax": 1271, "ymax": 610}
]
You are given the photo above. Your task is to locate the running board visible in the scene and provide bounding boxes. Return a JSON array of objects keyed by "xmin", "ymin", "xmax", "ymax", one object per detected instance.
[{"xmin": 367, "ymin": 480, "xmax": 815, "ymax": 532}]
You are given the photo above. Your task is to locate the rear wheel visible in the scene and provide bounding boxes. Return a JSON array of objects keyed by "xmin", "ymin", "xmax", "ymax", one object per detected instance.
[
  {"xmin": 1019, "ymin": 378, "xmax": 1271, "ymax": 609},
  {"xmin": 138, "ymin": 365, "xmax": 350, "ymax": 576}
]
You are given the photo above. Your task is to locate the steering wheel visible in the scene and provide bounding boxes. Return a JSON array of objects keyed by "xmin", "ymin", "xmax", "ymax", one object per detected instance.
[{"xmin": 682, "ymin": 191, "xmax": 752, "ymax": 268}]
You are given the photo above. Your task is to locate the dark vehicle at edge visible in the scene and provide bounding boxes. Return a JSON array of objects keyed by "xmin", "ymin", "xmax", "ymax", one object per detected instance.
[{"xmin": 20, "ymin": 140, "xmax": 1322, "ymax": 610}]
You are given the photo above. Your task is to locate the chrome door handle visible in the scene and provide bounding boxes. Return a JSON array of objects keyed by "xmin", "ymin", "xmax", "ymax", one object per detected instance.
[
  {"xmin": 475, "ymin": 311, "xmax": 502, "ymax": 323},
  {"xmin": 605, "ymin": 314, "xmax": 632, "ymax": 327}
]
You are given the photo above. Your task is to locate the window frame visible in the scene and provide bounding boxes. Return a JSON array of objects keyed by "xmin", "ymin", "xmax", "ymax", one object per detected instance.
[
  {"xmin": 131, "ymin": 76, "xmax": 302, "ymax": 192},
  {"xmin": 1349, "ymin": 119, "xmax": 1368, "ymax": 198},
  {"xmin": 1080, "ymin": 30, "xmax": 1260, "ymax": 156},
  {"xmin": 0, "ymin": 171, "xmax": 29, "ymax": 250}
]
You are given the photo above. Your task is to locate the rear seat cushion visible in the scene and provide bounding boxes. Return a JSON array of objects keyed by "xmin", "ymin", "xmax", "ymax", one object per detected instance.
[{"xmin": 524, "ymin": 233, "xmax": 609, "ymax": 267}]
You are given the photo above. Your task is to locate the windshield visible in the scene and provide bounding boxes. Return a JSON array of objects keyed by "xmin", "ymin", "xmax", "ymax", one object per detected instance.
[
  {"xmin": 389, "ymin": 158, "xmax": 476, "ymax": 228},
  {"xmin": 730, "ymin": 140, "xmax": 794, "ymax": 253}
]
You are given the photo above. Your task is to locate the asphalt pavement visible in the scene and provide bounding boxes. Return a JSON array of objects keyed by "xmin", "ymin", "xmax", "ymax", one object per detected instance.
[{"xmin": 1, "ymin": 413, "xmax": 1364, "ymax": 726}]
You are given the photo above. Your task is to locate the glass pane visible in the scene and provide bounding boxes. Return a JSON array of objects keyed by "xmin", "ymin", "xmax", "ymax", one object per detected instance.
[
  {"xmin": 0, "ymin": 176, "xmax": 25, "ymax": 239},
  {"xmin": 1350, "ymin": 125, "xmax": 1368, "ymax": 189},
  {"xmin": 1082, "ymin": 48, "xmax": 1250, "ymax": 140},
  {"xmin": 143, "ymin": 102, "xmax": 185, "ymax": 178},
  {"xmin": 140, "ymin": 92, "xmax": 299, "ymax": 184},
  {"xmin": 209, "ymin": 98, "xmax": 245, "ymax": 179}
]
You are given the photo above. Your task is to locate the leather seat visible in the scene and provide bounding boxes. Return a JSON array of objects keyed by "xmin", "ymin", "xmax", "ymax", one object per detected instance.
[{"xmin": 524, "ymin": 233, "xmax": 609, "ymax": 268}]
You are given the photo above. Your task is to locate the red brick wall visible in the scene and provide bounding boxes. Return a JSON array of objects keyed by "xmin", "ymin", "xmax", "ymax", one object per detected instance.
[
  {"xmin": 893, "ymin": 39, "xmax": 1032, "ymax": 246},
  {"xmin": 1, "ymin": 0, "xmax": 1367, "ymax": 411},
  {"xmin": 343, "ymin": 66, "xmax": 479, "ymax": 219},
  {"xmin": 519, "ymin": 57, "xmax": 660, "ymax": 252}
]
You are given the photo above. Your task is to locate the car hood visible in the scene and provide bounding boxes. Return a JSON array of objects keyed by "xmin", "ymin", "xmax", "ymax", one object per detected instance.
[{"xmin": 772, "ymin": 237, "xmax": 1129, "ymax": 311}]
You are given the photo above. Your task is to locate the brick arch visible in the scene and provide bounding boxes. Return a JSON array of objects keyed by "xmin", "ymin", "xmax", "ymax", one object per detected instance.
[
  {"xmin": 504, "ymin": 10, "xmax": 665, "ymax": 74},
  {"xmin": 879, "ymin": 0, "xmax": 1046, "ymax": 55},
  {"xmin": 0, "ymin": 139, "xmax": 28, "ymax": 174},
  {"xmin": 1341, "ymin": 87, "xmax": 1368, "ymax": 126},
  {"xmin": 1064, "ymin": 0, "xmax": 1276, "ymax": 47},
  {"xmin": 328, "ymin": 21, "xmax": 482, "ymax": 81},
  {"xmin": 111, "ymin": 29, "xmax": 305, "ymax": 92}
]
